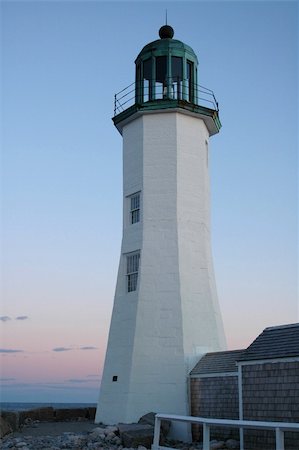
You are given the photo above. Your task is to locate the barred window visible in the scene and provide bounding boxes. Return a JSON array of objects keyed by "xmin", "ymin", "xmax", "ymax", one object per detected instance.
[
  {"xmin": 126, "ymin": 252, "xmax": 140, "ymax": 293},
  {"xmin": 129, "ymin": 192, "xmax": 140, "ymax": 224}
]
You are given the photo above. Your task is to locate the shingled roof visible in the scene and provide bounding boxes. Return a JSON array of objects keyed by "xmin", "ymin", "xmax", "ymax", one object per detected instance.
[
  {"xmin": 190, "ymin": 349, "xmax": 244, "ymax": 376},
  {"xmin": 237, "ymin": 323, "xmax": 299, "ymax": 362}
]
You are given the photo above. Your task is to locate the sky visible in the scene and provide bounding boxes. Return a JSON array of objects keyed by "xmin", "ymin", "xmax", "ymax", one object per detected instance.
[{"xmin": 1, "ymin": 0, "xmax": 298, "ymax": 403}]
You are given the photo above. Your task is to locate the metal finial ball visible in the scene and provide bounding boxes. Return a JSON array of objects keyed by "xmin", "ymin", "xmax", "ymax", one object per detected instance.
[{"xmin": 159, "ymin": 25, "xmax": 174, "ymax": 39}]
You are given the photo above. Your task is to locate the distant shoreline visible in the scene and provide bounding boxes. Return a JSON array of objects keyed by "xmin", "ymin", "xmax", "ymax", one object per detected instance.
[{"xmin": 0, "ymin": 402, "xmax": 97, "ymax": 412}]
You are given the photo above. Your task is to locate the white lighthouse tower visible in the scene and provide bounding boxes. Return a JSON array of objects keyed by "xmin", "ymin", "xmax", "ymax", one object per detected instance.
[{"xmin": 96, "ymin": 25, "xmax": 226, "ymax": 428}]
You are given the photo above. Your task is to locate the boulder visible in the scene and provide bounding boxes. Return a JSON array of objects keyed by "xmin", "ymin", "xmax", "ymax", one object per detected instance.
[
  {"xmin": 210, "ymin": 441, "xmax": 225, "ymax": 449},
  {"xmin": 1, "ymin": 411, "xmax": 19, "ymax": 431},
  {"xmin": 105, "ymin": 425, "xmax": 119, "ymax": 434},
  {"xmin": 90, "ymin": 426, "xmax": 106, "ymax": 434},
  {"xmin": 0, "ymin": 416, "xmax": 13, "ymax": 438},
  {"xmin": 118, "ymin": 423, "xmax": 155, "ymax": 449},
  {"xmin": 138, "ymin": 412, "xmax": 171, "ymax": 437},
  {"xmin": 89, "ymin": 426, "xmax": 106, "ymax": 439},
  {"xmin": 225, "ymin": 439, "xmax": 239, "ymax": 449}
]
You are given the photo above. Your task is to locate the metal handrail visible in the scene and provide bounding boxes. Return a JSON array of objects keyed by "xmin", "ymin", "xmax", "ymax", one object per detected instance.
[
  {"xmin": 152, "ymin": 413, "xmax": 299, "ymax": 450},
  {"xmin": 113, "ymin": 79, "xmax": 219, "ymax": 116}
]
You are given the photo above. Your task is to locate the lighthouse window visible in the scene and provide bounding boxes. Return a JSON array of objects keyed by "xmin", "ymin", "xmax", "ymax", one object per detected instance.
[
  {"xmin": 171, "ymin": 56, "xmax": 183, "ymax": 100},
  {"xmin": 129, "ymin": 192, "xmax": 140, "ymax": 224},
  {"xmin": 155, "ymin": 56, "xmax": 167, "ymax": 99},
  {"xmin": 126, "ymin": 252, "xmax": 140, "ymax": 293}
]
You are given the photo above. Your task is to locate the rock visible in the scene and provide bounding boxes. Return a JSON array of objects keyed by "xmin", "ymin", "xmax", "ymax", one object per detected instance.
[
  {"xmin": 118, "ymin": 423, "xmax": 154, "ymax": 448},
  {"xmin": 105, "ymin": 425, "xmax": 119, "ymax": 434},
  {"xmin": 210, "ymin": 441, "xmax": 225, "ymax": 449},
  {"xmin": 225, "ymin": 439, "xmax": 239, "ymax": 449},
  {"xmin": 90, "ymin": 426, "xmax": 106, "ymax": 433},
  {"xmin": 138, "ymin": 412, "xmax": 171, "ymax": 437},
  {"xmin": 0, "ymin": 416, "xmax": 13, "ymax": 438},
  {"xmin": 105, "ymin": 431, "xmax": 116, "ymax": 441},
  {"xmin": 91, "ymin": 432, "xmax": 105, "ymax": 440},
  {"xmin": 90, "ymin": 426, "xmax": 106, "ymax": 440},
  {"xmin": 24, "ymin": 418, "xmax": 33, "ymax": 425},
  {"xmin": 67, "ymin": 434, "xmax": 86, "ymax": 446},
  {"xmin": 1, "ymin": 411, "xmax": 19, "ymax": 431}
]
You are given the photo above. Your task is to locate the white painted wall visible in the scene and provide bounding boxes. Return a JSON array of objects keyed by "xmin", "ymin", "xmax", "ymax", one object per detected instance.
[{"xmin": 96, "ymin": 110, "xmax": 226, "ymax": 431}]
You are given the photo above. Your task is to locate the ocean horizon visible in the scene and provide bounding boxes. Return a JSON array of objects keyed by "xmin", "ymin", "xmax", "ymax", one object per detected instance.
[{"xmin": 0, "ymin": 401, "xmax": 97, "ymax": 412}]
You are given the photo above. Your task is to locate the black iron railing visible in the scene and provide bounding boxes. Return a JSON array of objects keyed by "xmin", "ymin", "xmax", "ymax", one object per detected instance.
[{"xmin": 114, "ymin": 79, "xmax": 219, "ymax": 116}]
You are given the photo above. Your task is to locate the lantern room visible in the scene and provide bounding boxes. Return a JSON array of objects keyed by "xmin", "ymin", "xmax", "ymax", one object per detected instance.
[
  {"xmin": 113, "ymin": 25, "xmax": 221, "ymax": 137},
  {"xmin": 135, "ymin": 25, "xmax": 198, "ymax": 104}
]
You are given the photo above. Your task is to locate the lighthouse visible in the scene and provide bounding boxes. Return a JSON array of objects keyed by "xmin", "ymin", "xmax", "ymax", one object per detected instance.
[{"xmin": 96, "ymin": 25, "xmax": 226, "ymax": 429}]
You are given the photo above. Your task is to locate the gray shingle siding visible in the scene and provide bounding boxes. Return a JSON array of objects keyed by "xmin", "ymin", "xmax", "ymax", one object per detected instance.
[{"xmin": 242, "ymin": 360, "xmax": 299, "ymax": 450}]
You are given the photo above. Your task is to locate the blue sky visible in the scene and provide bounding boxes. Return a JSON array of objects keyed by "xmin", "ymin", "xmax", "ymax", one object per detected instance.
[{"xmin": 1, "ymin": 0, "xmax": 298, "ymax": 403}]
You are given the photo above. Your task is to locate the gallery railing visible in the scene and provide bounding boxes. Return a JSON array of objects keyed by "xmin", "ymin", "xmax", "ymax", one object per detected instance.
[{"xmin": 114, "ymin": 79, "xmax": 219, "ymax": 116}]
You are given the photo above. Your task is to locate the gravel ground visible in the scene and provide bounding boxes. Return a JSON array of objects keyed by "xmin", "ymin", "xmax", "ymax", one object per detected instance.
[{"xmin": 1, "ymin": 421, "xmax": 240, "ymax": 450}]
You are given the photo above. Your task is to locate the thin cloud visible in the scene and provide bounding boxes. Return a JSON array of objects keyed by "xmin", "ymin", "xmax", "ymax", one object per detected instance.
[
  {"xmin": 0, "ymin": 348, "xmax": 24, "ymax": 353},
  {"xmin": 66, "ymin": 379, "xmax": 87, "ymax": 383},
  {"xmin": 0, "ymin": 316, "xmax": 11, "ymax": 322},
  {"xmin": 80, "ymin": 346, "xmax": 98, "ymax": 350},
  {"xmin": 1, "ymin": 377, "xmax": 16, "ymax": 382},
  {"xmin": 66, "ymin": 378, "xmax": 100, "ymax": 383},
  {"xmin": 15, "ymin": 316, "xmax": 29, "ymax": 321},
  {"xmin": 2, "ymin": 382, "xmax": 31, "ymax": 388},
  {"xmin": 52, "ymin": 347, "xmax": 72, "ymax": 352}
]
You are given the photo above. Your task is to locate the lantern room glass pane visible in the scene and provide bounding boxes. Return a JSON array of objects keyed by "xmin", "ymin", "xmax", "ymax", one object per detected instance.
[
  {"xmin": 171, "ymin": 56, "xmax": 183, "ymax": 99},
  {"xmin": 136, "ymin": 63, "xmax": 142, "ymax": 103},
  {"xmin": 155, "ymin": 56, "xmax": 167, "ymax": 99},
  {"xmin": 143, "ymin": 58, "xmax": 151, "ymax": 102},
  {"xmin": 143, "ymin": 59, "xmax": 151, "ymax": 80},
  {"xmin": 172, "ymin": 56, "xmax": 182, "ymax": 79},
  {"xmin": 187, "ymin": 60, "xmax": 194, "ymax": 102}
]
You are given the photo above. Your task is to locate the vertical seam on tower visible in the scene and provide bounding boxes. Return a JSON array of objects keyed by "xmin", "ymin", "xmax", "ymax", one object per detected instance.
[{"xmin": 175, "ymin": 112, "xmax": 190, "ymax": 416}]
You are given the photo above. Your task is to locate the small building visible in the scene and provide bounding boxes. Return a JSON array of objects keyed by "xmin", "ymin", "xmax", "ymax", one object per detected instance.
[{"xmin": 190, "ymin": 323, "xmax": 299, "ymax": 449}]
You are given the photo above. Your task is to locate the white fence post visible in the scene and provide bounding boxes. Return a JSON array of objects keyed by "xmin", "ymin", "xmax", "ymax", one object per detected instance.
[
  {"xmin": 203, "ymin": 423, "xmax": 210, "ymax": 450},
  {"xmin": 153, "ymin": 415, "xmax": 161, "ymax": 449},
  {"xmin": 275, "ymin": 427, "xmax": 284, "ymax": 450}
]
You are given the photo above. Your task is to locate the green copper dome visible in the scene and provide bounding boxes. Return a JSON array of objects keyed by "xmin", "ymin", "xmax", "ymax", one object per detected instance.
[{"xmin": 135, "ymin": 29, "xmax": 198, "ymax": 66}]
